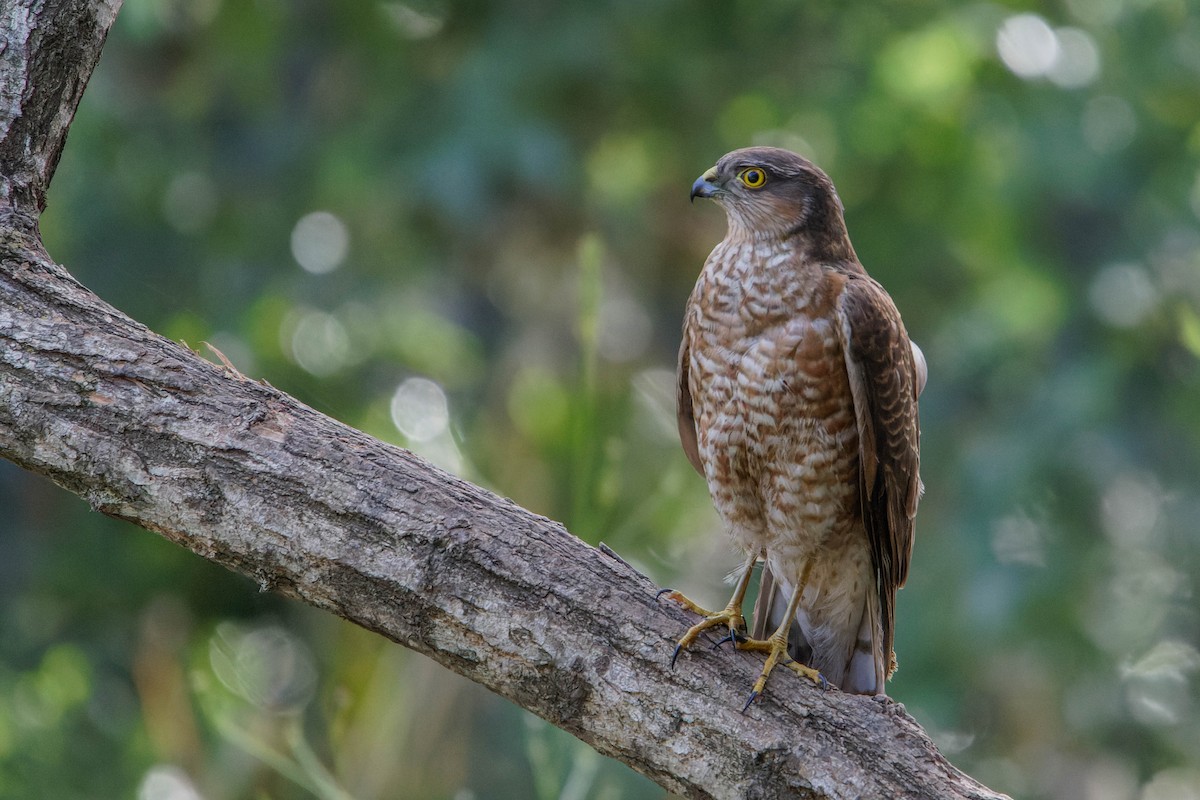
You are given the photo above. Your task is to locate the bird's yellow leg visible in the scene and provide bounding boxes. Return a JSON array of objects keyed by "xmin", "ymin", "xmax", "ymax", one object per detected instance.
[
  {"xmin": 738, "ymin": 579, "xmax": 828, "ymax": 710},
  {"xmin": 658, "ymin": 551, "xmax": 758, "ymax": 667}
]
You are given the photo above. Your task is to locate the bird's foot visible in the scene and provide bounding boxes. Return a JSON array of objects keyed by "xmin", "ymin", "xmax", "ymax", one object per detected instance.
[
  {"xmin": 738, "ymin": 634, "xmax": 830, "ymax": 711},
  {"xmin": 657, "ymin": 589, "xmax": 747, "ymax": 668}
]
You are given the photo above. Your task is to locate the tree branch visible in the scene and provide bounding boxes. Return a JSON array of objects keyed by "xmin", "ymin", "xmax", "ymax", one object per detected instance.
[{"xmin": 0, "ymin": 4, "xmax": 1008, "ymax": 799}]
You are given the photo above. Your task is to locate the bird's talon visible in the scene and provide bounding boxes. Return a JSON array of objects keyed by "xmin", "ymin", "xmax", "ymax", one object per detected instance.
[
  {"xmin": 782, "ymin": 656, "xmax": 829, "ymax": 689},
  {"xmin": 741, "ymin": 690, "xmax": 760, "ymax": 713},
  {"xmin": 780, "ymin": 658, "xmax": 831, "ymax": 690},
  {"xmin": 655, "ymin": 588, "xmax": 674, "ymax": 601},
  {"xmin": 711, "ymin": 632, "xmax": 737, "ymax": 650},
  {"xmin": 661, "ymin": 553, "xmax": 763, "ymax": 698}
]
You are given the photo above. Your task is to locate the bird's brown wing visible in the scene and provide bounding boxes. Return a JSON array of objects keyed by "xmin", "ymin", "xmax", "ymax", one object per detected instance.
[
  {"xmin": 835, "ymin": 275, "xmax": 922, "ymax": 676},
  {"xmin": 676, "ymin": 336, "xmax": 704, "ymax": 476}
]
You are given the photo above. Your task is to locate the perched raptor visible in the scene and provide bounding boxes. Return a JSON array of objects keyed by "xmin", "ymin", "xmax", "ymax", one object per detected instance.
[{"xmin": 663, "ymin": 146, "xmax": 925, "ymax": 703}]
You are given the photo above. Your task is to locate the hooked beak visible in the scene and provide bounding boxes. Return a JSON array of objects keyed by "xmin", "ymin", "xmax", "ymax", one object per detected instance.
[{"xmin": 690, "ymin": 167, "xmax": 720, "ymax": 203}]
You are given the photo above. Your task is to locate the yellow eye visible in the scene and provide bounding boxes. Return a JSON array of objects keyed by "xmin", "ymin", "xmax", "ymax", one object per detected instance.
[{"xmin": 738, "ymin": 167, "xmax": 767, "ymax": 188}]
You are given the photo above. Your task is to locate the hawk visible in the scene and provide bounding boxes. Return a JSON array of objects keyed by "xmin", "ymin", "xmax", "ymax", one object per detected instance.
[{"xmin": 662, "ymin": 147, "xmax": 925, "ymax": 703}]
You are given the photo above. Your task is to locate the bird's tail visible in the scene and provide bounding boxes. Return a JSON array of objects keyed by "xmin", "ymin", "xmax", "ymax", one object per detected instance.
[{"xmin": 844, "ymin": 584, "xmax": 886, "ymax": 695}]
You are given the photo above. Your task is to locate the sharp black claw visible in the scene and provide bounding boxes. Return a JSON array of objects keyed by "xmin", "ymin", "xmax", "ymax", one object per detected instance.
[
  {"xmin": 741, "ymin": 690, "xmax": 760, "ymax": 713},
  {"xmin": 655, "ymin": 588, "xmax": 674, "ymax": 601},
  {"xmin": 711, "ymin": 632, "xmax": 736, "ymax": 650},
  {"xmin": 670, "ymin": 643, "xmax": 683, "ymax": 670},
  {"xmin": 710, "ymin": 629, "xmax": 747, "ymax": 650}
]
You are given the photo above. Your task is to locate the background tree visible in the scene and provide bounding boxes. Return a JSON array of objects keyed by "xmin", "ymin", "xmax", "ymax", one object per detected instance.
[{"xmin": 3, "ymin": 1, "xmax": 1199, "ymax": 799}]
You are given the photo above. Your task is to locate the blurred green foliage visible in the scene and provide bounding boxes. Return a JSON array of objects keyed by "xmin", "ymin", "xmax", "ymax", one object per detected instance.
[{"xmin": 3, "ymin": 0, "xmax": 1200, "ymax": 797}]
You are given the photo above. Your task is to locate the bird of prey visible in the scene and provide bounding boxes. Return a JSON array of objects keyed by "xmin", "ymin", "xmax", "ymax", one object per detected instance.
[{"xmin": 662, "ymin": 146, "xmax": 925, "ymax": 704}]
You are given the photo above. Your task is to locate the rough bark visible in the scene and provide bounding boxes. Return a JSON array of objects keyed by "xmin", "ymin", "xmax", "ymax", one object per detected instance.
[{"xmin": 0, "ymin": 3, "xmax": 1010, "ymax": 799}]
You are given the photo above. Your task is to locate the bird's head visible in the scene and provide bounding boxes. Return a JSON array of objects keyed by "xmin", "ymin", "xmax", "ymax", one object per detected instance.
[{"xmin": 690, "ymin": 146, "xmax": 850, "ymax": 249}]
